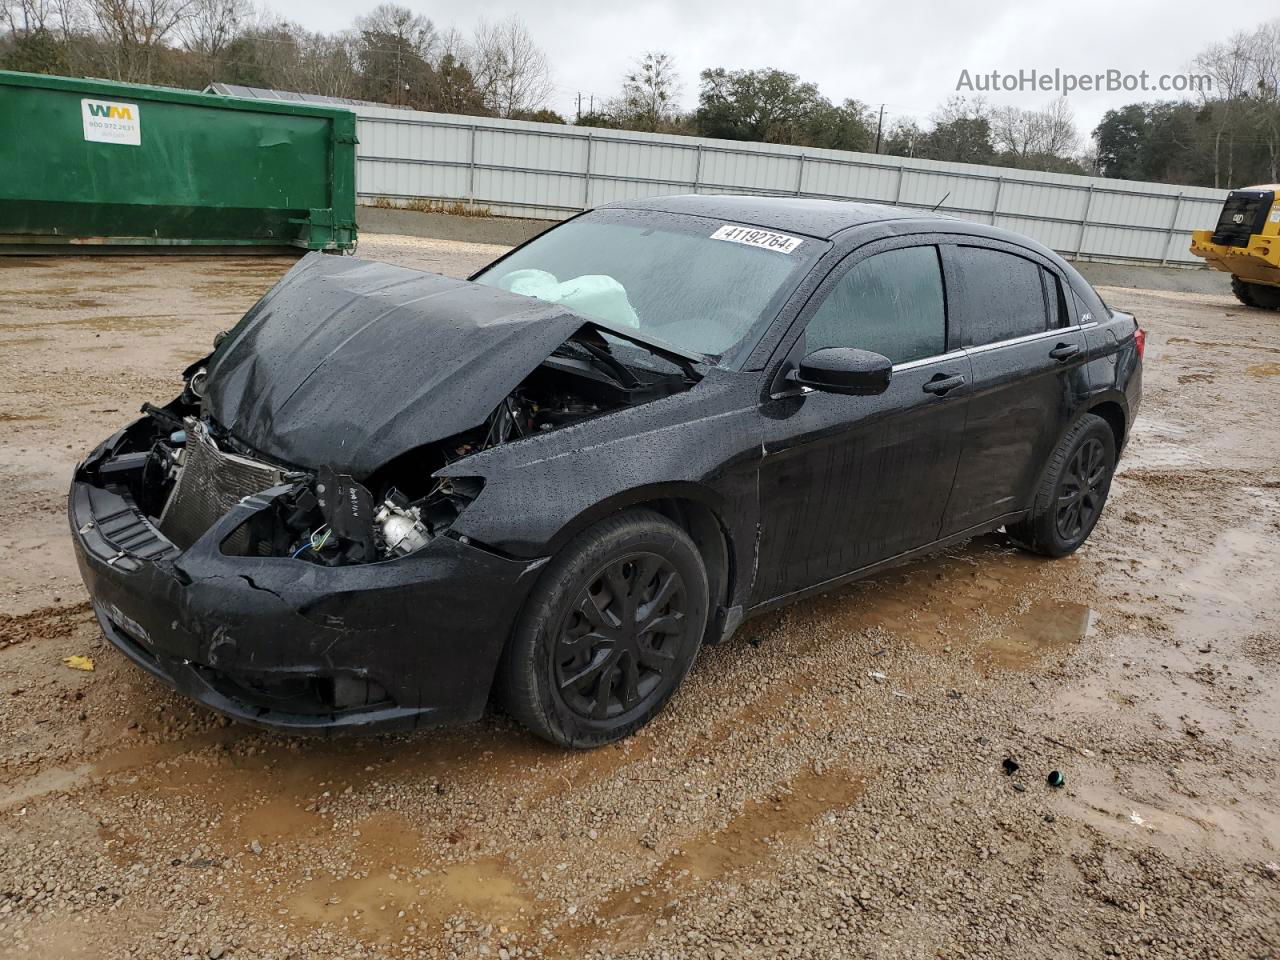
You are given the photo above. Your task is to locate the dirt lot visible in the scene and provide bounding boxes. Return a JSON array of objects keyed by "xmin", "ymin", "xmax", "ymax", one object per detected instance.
[{"xmin": 0, "ymin": 235, "xmax": 1277, "ymax": 960}]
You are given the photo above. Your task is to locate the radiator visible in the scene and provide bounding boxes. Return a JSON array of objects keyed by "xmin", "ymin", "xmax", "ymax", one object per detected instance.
[{"xmin": 158, "ymin": 428, "xmax": 281, "ymax": 551}]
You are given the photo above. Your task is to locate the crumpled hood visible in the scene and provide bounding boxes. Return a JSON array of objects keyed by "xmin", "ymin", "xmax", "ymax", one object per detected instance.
[{"xmin": 204, "ymin": 253, "xmax": 588, "ymax": 477}]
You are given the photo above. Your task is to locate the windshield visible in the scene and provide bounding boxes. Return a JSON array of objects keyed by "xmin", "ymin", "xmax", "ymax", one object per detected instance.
[{"xmin": 472, "ymin": 209, "xmax": 822, "ymax": 363}]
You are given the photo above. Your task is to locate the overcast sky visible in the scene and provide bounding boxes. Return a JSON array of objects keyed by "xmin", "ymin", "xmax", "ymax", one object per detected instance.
[{"xmin": 268, "ymin": 0, "xmax": 1268, "ymax": 141}]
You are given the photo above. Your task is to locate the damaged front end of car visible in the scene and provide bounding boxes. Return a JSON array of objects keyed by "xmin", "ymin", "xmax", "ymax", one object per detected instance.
[{"xmin": 68, "ymin": 254, "xmax": 700, "ymax": 732}]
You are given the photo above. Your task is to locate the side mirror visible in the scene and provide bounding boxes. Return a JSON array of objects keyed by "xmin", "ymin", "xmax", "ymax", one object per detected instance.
[{"xmin": 791, "ymin": 347, "xmax": 893, "ymax": 396}]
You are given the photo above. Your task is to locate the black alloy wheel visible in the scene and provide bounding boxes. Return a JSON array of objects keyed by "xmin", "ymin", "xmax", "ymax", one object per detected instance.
[
  {"xmin": 1054, "ymin": 437, "xmax": 1108, "ymax": 542},
  {"xmin": 554, "ymin": 552, "xmax": 687, "ymax": 722},
  {"xmin": 1007, "ymin": 413, "xmax": 1116, "ymax": 557},
  {"xmin": 498, "ymin": 508, "xmax": 709, "ymax": 748}
]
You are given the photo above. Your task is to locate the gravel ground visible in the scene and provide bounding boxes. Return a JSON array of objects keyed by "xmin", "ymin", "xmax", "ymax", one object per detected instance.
[{"xmin": 0, "ymin": 235, "xmax": 1277, "ymax": 960}]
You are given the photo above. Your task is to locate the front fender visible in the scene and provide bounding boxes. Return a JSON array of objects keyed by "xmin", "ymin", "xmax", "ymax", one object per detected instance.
[{"xmin": 535, "ymin": 481, "xmax": 731, "ymax": 556}]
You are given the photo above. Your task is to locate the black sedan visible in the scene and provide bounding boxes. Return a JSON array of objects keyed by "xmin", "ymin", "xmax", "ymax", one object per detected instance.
[{"xmin": 69, "ymin": 195, "xmax": 1143, "ymax": 747}]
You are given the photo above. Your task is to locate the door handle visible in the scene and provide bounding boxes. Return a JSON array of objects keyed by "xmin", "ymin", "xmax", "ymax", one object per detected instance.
[
  {"xmin": 1049, "ymin": 342, "xmax": 1081, "ymax": 361},
  {"xmin": 922, "ymin": 373, "xmax": 966, "ymax": 395}
]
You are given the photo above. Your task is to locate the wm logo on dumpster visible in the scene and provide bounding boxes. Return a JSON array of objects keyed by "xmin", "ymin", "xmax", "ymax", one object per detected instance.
[
  {"xmin": 86, "ymin": 103, "xmax": 133, "ymax": 120},
  {"xmin": 81, "ymin": 98, "xmax": 141, "ymax": 146}
]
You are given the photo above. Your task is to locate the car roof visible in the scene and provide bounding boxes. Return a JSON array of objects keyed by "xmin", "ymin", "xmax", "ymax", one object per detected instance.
[
  {"xmin": 595, "ymin": 193, "xmax": 1088, "ymax": 292},
  {"xmin": 600, "ymin": 193, "xmax": 941, "ymax": 240}
]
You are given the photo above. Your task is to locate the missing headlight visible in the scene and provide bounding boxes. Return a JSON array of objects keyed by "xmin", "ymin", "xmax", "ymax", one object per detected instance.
[
  {"xmin": 374, "ymin": 491, "xmax": 430, "ymax": 558},
  {"xmin": 221, "ymin": 470, "xmax": 485, "ymax": 565},
  {"xmin": 219, "ymin": 330, "xmax": 689, "ymax": 566}
]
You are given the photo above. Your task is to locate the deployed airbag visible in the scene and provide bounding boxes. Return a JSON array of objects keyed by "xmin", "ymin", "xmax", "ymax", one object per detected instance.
[{"xmin": 493, "ymin": 269, "xmax": 641, "ymax": 329}]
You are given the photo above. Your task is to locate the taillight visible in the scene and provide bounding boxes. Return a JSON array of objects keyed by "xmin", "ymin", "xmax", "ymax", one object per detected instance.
[{"xmin": 1134, "ymin": 326, "xmax": 1146, "ymax": 358}]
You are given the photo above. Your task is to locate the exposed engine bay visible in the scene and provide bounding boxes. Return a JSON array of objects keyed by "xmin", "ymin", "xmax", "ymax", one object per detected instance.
[{"xmin": 79, "ymin": 330, "xmax": 694, "ymax": 567}]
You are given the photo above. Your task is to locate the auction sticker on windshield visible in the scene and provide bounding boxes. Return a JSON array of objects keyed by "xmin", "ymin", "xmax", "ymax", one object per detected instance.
[{"xmin": 710, "ymin": 224, "xmax": 804, "ymax": 254}]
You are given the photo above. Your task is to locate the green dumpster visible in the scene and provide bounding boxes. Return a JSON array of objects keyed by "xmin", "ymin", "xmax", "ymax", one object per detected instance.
[{"xmin": 0, "ymin": 71, "xmax": 357, "ymax": 253}]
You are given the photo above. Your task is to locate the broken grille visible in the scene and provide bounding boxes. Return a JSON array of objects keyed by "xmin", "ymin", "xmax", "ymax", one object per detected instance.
[{"xmin": 158, "ymin": 429, "xmax": 281, "ymax": 551}]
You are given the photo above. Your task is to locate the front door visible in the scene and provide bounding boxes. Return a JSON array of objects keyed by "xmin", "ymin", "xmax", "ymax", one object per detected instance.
[{"xmin": 752, "ymin": 243, "xmax": 971, "ymax": 603}]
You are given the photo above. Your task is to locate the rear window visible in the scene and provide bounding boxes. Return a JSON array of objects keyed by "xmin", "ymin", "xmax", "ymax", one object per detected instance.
[
  {"xmin": 1043, "ymin": 268, "xmax": 1069, "ymax": 328},
  {"xmin": 951, "ymin": 246, "xmax": 1048, "ymax": 346}
]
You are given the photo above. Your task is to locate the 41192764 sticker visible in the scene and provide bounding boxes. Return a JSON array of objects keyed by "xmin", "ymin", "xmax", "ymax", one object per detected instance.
[{"xmin": 709, "ymin": 224, "xmax": 804, "ymax": 254}]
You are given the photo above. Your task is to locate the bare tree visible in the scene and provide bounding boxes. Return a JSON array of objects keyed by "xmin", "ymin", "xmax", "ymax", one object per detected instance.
[
  {"xmin": 2, "ymin": 0, "xmax": 54, "ymax": 34},
  {"xmin": 424, "ymin": 26, "xmax": 485, "ymax": 114},
  {"xmin": 208, "ymin": 13, "xmax": 297, "ymax": 89},
  {"xmin": 1194, "ymin": 32, "xmax": 1254, "ymax": 187},
  {"xmin": 990, "ymin": 104, "xmax": 1038, "ymax": 157},
  {"xmin": 354, "ymin": 2, "xmax": 433, "ymax": 57},
  {"xmin": 991, "ymin": 97, "xmax": 1079, "ymax": 166},
  {"xmin": 470, "ymin": 15, "xmax": 551, "ymax": 118},
  {"xmin": 1038, "ymin": 97, "xmax": 1080, "ymax": 156},
  {"xmin": 883, "ymin": 117, "xmax": 925, "ymax": 158},
  {"xmin": 1245, "ymin": 19, "xmax": 1280, "ymax": 182},
  {"xmin": 931, "ymin": 94, "xmax": 991, "ymax": 126},
  {"xmin": 1074, "ymin": 142, "xmax": 1100, "ymax": 175},
  {"xmin": 353, "ymin": 3, "xmax": 435, "ymax": 106},
  {"xmin": 178, "ymin": 0, "xmax": 249, "ymax": 81},
  {"xmin": 265, "ymin": 28, "xmax": 358, "ymax": 98},
  {"xmin": 88, "ymin": 0, "xmax": 198, "ymax": 81},
  {"xmin": 434, "ymin": 24, "xmax": 466, "ymax": 66},
  {"xmin": 923, "ymin": 95, "xmax": 995, "ymax": 164},
  {"xmin": 615, "ymin": 51, "xmax": 680, "ymax": 131},
  {"xmin": 50, "ymin": 0, "xmax": 85, "ymax": 41}
]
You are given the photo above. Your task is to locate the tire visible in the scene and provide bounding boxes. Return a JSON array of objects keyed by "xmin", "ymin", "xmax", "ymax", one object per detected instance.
[
  {"xmin": 1007, "ymin": 414, "xmax": 1116, "ymax": 558},
  {"xmin": 497, "ymin": 508, "xmax": 709, "ymax": 748},
  {"xmin": 1231, "ymin": 276, "xmax": 1280, "ymax": 310}
]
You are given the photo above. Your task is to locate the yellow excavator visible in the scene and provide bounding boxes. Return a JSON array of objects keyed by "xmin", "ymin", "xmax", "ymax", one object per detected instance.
[{"xmin": 1190, "ymin": 185, "xmax": 1280, "ymax": 309}]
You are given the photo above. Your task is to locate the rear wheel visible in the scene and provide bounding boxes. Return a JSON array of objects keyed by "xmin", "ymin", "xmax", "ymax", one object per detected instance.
[
  {"xmin": 498, "ymin": 509, "xmax": 708, "ymax": 748},
  {"xmin": 1231, "ymin": 276, "xmax": 1280, "ymax": 310},
  {"xmin": 1007, "ymin": 414, "xmax": 1116, "ymax": 557}
]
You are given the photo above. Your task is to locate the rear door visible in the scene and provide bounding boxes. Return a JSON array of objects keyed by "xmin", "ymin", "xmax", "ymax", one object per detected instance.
[
  {"xmin": 753, "ymin": 241, "xmax": 972, "ymax": 602},
  {"xmin": 939, "ymin": 242, "xmax": 1090, "ymax": 536}
]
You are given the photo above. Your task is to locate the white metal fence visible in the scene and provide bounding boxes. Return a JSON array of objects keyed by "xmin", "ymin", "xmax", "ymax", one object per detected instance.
[{"xmin": 352, "ymin": 104, "xmax": 1227, "ymax": 266}]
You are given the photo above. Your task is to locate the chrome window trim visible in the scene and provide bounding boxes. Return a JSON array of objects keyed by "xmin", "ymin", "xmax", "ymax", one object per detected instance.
[
  {"xmin": 963, "ymin": 323, "xmax": 1085, "ymax": 356},
  {"xmin": 888, "ymin": 321, "xmax": 1090, "ymax": 371},
  {"xmin": 891, "ymin": 349, "xmax": 967, "ymax": 372}
]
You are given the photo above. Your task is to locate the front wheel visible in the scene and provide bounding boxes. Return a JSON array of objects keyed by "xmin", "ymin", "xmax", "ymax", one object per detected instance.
[
  {"xmin": 1007, "ymin": 414, "xmax": 1116, "ymax": 557},
  {"xmin": 497, "ymin": 509, "xmax": 708, "ymax": 748}
]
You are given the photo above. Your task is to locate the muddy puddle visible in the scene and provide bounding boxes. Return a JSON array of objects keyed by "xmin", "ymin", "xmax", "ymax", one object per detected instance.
[
  {"xmin": 564, "ymin": 766, "xmax": 866, "ymax": 952},
  {"xmin": 1166, "ymin": 335, "xmax": 1280, "ymax": 356},
  {"xmin": 1120, "ymin": 417, "xmax": 1209, "ymax": 471},
  {"xmin": 282, "ymin": 819, "xmax": 535, "ymax": 946},
  {"xmin": 1061, "ymin": 761, "xmax": 1280, "ymax": 863},
  {"xmin": 7, "ymin": 671, "xmax": 877, "ymax": 954},
  {"xmin": 795, "ymin": 535, "xmax": 1093, "ymax": 673},
  {"xmin": 1045, "ymin": 488, "xmax": 1280, "ymax": 864},
  {"xmin": 66, "ymin": 731, "xmax": 550, "ymax": 950}
]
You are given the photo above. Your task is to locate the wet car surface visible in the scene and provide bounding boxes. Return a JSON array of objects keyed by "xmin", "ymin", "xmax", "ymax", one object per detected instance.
[
  {"xmin": 67, "ymin": 195, "xmax": 1142, "ymax": 745},
  {"xmin": 0, "ymin": 239, "xmax": 1276, "ymax": 960}
]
